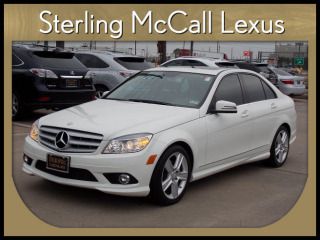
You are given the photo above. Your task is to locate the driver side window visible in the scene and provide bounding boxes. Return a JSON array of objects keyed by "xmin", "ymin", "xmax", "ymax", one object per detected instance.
[{"xmin": 214, "ymin": 74, "xmax": 244, "ymax": 105}]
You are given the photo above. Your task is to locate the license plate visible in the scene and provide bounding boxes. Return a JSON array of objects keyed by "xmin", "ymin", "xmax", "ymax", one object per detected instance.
[
  {"xmin": 66, "ymin": 79, "xmax": 78, "ymax": 88},
  {"xmin": 47, "ymin": 154, "xmax": 70, "ymax": 173}
]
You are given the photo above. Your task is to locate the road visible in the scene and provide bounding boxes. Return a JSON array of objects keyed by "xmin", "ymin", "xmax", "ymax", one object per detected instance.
[{"xmin": 12, "ymin": 98, "xmax": 307, "ymax": 228}]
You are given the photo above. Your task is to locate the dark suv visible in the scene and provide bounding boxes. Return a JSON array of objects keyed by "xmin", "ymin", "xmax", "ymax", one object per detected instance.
[{"xmin": 12, "ymin": 45, "xmax": 96, "ymax": 120}]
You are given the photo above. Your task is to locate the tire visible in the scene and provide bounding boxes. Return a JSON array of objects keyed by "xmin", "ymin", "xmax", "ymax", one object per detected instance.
[
  {"xmin": 95, "ymin": 85, "xmax": 108, "ymax": 99},
  {"xmin": 12, "ymin": 91, "xmax": 27, "ymax": 120},
  {"xmin": 149, "ymin": 145, "xmax": 191, "ymax": 206},
  {"xmin": 266, "ymin": 126, "xmax": 290, "ymax": 167}
]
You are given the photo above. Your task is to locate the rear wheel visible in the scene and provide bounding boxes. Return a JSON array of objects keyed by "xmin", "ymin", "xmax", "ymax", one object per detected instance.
[
  {"xmin": 149, "ymin": 145, "xmax": 191, "ymax": 206},
  {"xmin": 267, "ymin": 126, "xmax": 290, "ymax": 167},
  {"xmin": 95, "ymin": 85, "xmax": 108, "ymax": 99},
  {"xmin": 12, "ymin": 91, "xmax": 27, "ymax": 120}
]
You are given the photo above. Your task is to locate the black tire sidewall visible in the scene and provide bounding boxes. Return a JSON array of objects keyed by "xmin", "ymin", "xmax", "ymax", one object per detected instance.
[{"xmin": 149, "ymin": 145, "xmax": 191, "ymax": 206}]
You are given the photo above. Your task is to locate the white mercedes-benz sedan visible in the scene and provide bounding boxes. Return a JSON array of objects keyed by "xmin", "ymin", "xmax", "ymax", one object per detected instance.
[{"xmin": 23, "ymin": 67, "xmax": 297, "ymax": 205}]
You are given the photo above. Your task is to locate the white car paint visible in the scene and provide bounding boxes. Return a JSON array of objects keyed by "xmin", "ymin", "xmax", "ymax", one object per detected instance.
[
  {"xmin": 161, "ymin": 57, "xmax": 236, "ymax": 68},
  {"xmin": 23, "ymin": 67, "xmax": 296, "ymax": 198}
]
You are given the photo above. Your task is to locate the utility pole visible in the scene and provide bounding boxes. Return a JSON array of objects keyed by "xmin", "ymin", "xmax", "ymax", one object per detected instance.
[
  {"xmin": 134, "ymin": 41, "xmax": 137, "ymax": 55},
  {"xmin": 44, "ymin": 41, "xmax": 48, "ymax": 51},
  {"xmin": 56, "ymin": 41, "xmax": 64, "ymax": 49},
  {"xmin": 190, "ymin": 41, "xmax": 194, "ymax": 56},
  {"xmin": 157, "ymin": 41, "xmax": 166, "ymax": 64}
]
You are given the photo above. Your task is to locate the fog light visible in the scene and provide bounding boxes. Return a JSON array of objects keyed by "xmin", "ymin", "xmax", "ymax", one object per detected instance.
[
  {"xmin": 118, "ymin": 174, "xmax": 130, "ymax": 184},
  {"xmin": 23, "ymin": 154, "xmax": 33, "ymax": 165}
]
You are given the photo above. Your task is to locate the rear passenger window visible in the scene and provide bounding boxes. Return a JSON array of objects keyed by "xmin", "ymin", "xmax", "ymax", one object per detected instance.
[
  {"xmin": 76, "ymin": 54, "xmax": 109, "ymax": 68},
  {"xmin": 261, "ymin": 80, "xmax": 277, "ymax": 99},
  {"xmin": 240, "ymin": 74, "xmax": 266, "ymax": 103},
  {"xmin": 214, "ymin": 74, "xmax": 243, "ymax": 105}
]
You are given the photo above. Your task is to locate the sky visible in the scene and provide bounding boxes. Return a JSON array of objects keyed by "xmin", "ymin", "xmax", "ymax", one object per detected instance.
[{"xmin": 24, "ymin": 41, "xmax": 302, "ymax": 59}]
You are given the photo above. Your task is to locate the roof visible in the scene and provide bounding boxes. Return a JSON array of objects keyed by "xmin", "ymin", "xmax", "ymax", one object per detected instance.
[
  {"xmin": 145, "ymin": 67, "xmax": 228, "ymax": 75},
  {"xmin": 170, "ymin": 56, "xmax": 228, "ymax": 62},
  {"xmin": 74, "ymin": 50, "xmax": 145, "ymax": 58},
  {"xmin": 12, "ymin": 44, "xmax": 68, "ymax": 53},
  {"xmin": 145, "ymin": 67, "xmax": 262, "ymax": 77}
]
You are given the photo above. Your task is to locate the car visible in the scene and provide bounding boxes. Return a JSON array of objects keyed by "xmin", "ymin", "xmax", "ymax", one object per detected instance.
[
  {"xmin": 23, "ymin": 67, "xmax": 297, "ymax": 205},
  {"xmin": 232, "ymin": 61, "xmax": 278, "ymax": 85},
  {"xmin": 269, "ymin": 67, "xmax": 306, "ymax": 96},
  {"xmin": 161, "ymin": 56, "xmax": 237, "ymax": 68},
  {"xmin": 75, "ymin": 51, "xmax": 153, "ymax": 98},
  {"xmin": 12, "ymin": 44, "xmax": 96, "ymax": 120},
  {"xmin": 252, "ymin": 63, "xmax": 278, "ymax": 84}
]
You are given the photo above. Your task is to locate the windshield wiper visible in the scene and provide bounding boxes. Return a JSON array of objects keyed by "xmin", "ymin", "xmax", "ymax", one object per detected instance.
[{"xmin": 128, "ymin": 99, "xmax": 173, "ymax": 106}]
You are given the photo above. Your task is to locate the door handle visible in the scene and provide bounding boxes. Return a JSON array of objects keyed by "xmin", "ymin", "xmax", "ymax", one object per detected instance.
[
  {"xmin": 241, "ymin": 110, "xmax": 249, "ymax": 118},
  {"xmin": 271, "ymin": 103, "xmax": 277, "ymax": 109}
]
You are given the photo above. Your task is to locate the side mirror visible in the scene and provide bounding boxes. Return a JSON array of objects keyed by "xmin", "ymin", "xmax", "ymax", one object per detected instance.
[
  {"xmin": 101, "ymin": 91, "xmax": 110, "ymax": 98},
  {"xmin": 208, "ymin": 100, "xmax": 237, "ymax": 114}
]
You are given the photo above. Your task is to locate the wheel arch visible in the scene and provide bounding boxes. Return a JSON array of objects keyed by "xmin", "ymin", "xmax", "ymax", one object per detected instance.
[{"xmin": 155, "ymin": 140, "xmax": 195, "ymax": 174}]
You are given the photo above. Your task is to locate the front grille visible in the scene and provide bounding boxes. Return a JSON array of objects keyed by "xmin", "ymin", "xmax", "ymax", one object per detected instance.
[
  {"xmin": 35, "ymin": 160, "xmax": 98, "ymax": 182},
  {"xmin": 39, "ymin": 125, "xmax": 103, "ymax": 153}
]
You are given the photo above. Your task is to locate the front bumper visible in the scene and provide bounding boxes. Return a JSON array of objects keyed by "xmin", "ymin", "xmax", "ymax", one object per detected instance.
[{"xmin": 23, "ymin": 136, "xmax": 158, "ymax": 197}]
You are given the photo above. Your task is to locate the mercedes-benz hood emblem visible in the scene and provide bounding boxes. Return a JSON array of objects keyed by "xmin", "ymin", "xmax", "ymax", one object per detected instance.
[{"xmin": 55, "ymin": 131, "xmax": 69, "ymax": 149}]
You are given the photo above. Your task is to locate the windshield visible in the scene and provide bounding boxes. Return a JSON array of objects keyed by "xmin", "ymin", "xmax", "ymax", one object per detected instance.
[
  {"xmin": 113, "ymin": 57, "xmax": 153, "ymax": 70},
  {"xmin": 105, "ymin": 71, "xmax": 216, "ymax": 108},
  {"xmin": 271, "ymin": 68, "xmax": 293, "ymax": 76}
]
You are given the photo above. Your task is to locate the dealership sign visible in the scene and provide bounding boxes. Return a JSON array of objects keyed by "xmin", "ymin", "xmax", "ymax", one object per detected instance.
[{"xmin": 243, "ymin": 50, "xmax": 252, "ymax": 57}]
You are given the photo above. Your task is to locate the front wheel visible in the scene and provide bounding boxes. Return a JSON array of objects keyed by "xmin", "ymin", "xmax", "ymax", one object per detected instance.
[
  {"xmin": 149, "ymin": 145, "xmax": 191, "ymax": 206},
  {"xmin": 267, "ymin": 126, "xmax": 290, "ymax": 167}
]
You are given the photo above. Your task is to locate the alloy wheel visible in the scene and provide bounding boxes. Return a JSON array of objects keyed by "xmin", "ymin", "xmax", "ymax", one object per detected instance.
[
  {"xmin": 275, "ymin": 130, "xmax": 289, "ymax": 163},
  {"xmin": 95, "ymin": 90, "xmax": 104, "ymax": 98},
  {"xmin": 161, "ymin": 152, "xmax": 189, "ymax": 200},
  {"xmin": 12, "ymin": 93, "xmax": 19, "ymax": 117}
]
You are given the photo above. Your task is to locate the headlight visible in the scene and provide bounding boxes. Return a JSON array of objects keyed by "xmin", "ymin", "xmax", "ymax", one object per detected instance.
[
  {"xmin": 29, "ymin": 120, "xmax": 39, "ymax": 142},
  {"xmin": 103, "ymin": 133, "xmax": 153, "ymax": 154}
]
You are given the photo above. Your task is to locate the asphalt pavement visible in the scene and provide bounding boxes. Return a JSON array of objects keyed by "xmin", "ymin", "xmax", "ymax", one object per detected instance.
[{"xmin": 12, "ymin": 98, "xmax": 307, "ymax": 228}]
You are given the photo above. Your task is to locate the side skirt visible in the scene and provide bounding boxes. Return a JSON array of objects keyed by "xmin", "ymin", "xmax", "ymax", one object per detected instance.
[{"xmin": 191, "ymin": 145, "xmax": 270, "ymax": 182}]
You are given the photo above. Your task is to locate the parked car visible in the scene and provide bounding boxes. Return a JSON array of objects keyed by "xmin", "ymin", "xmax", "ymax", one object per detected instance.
[
  {"xmin": 232, "ymin": 61, "xmax": 277, "ymax": 85},
  {"xmin": 75, "ymin": 51, "xmax": 153, "ymax": 98},
  {"xmin": 23, "ymin": 67, "xmax": 296, "ymax": 205},
  {"xmin": 253, "ymin": 63, "xmax": 278, "ymax": 83},
  {"xmin": 12, "ymin": 44, "xmax": 96, "ymax": 120},
  {"xmin": 161, "ymin": 56, "xmax": 238, "ymax": 68},
  {"xmin": 269, "ymin": 67, "xmax": 306, "ymax": 96}
]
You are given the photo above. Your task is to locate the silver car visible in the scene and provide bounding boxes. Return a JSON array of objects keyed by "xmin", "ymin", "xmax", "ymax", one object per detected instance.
[
  {"xmin": 75, "ymin": 51, "xmax": 153, "ymax": 97},
  {"xmin": 270, "ymin": 67, "xmax": 306, "ymax": 96}
]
